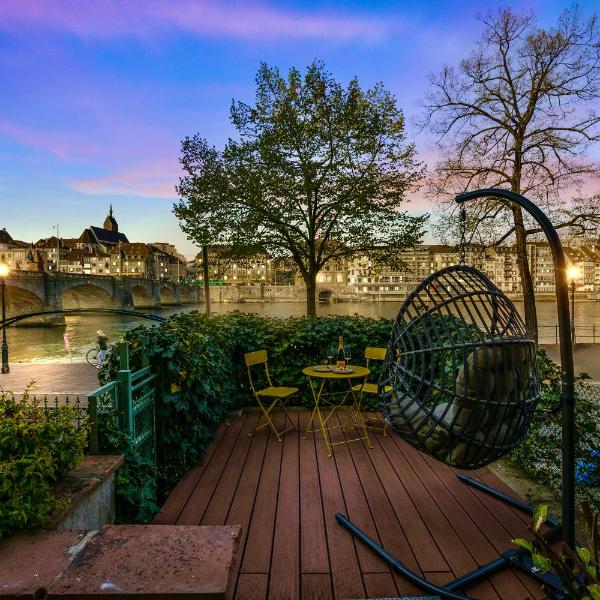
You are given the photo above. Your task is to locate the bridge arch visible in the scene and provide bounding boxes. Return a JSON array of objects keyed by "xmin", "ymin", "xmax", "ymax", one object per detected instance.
[
  {"xmin": 179, "ymin": 287, "xmax": 189, "ymax": 303},
  {"xmin": 62, "ymin": 283, "xmax": 115, "ymax": 309},
  {"xmin": 130, "ymin": 284, "xmax": 156, "ymax": 308},
  {"xmin": 159, "ymin": 286, "xmax": 176, "ymax": 305},
  {"xmin": 3, "ymin": 285, "xmax": 44, "ymax": 319}
]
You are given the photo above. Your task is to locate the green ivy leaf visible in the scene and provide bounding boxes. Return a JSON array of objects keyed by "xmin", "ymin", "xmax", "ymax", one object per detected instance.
[{"xmin": 532, "ymin": 505, "xmax": 548, "ymax": 533}]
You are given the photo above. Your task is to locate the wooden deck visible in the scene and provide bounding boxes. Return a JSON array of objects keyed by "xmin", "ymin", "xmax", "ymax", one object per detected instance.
[{"xmin": 155, "ymin": 411, "xmax": 544, "ymax": 600}]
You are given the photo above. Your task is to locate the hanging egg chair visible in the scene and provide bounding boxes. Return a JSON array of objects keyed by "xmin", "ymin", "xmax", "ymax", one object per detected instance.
[{"xmin": 379, "ymin": 264, "xmax": 540, "ymax": 469}]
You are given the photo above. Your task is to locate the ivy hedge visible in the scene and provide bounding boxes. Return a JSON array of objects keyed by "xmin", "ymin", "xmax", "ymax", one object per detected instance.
[{"xmin": 0, "ymin": 389, "xmax": 87, "ymax": 539}]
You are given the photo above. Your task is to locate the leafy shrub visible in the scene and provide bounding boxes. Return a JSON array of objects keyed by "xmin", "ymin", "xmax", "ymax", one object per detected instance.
[
  {"xmin": 0, "ymin": 389, "xmax": 88, "ymax": 539},
  {"xmin": 510, "ymin": 348, "xmax": 600, "ymax": 513},
  {"xmin": 514, "ymin": 504, "xmax": 600, "ymax": 600}
]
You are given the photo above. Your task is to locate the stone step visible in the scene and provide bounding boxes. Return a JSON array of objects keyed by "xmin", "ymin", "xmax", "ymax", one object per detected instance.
[{"xmin": 0, "ymin": 525, "xmax": 241, "ymax": 599}]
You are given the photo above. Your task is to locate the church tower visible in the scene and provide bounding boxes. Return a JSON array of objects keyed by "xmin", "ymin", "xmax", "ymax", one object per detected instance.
[{"xmin": 103, "ymin": 204, "xmax": 118, "ymax": 232}]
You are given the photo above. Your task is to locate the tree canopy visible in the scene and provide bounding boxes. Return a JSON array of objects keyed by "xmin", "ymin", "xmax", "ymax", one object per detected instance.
[
  {"xmin": 422, "ymin": 6, "xmax": 600, "ymax": 340},
  {"xmin": 174, "ymin": 61, "xmax": 426, "ymax": 315}
]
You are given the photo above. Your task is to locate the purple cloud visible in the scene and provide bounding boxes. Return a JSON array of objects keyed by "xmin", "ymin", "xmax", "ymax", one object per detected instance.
[
  {"xmin": 71, "ymin": 158, "xmax": 181, "ymax": 199},
  {"xmin": 0, "ymin": 0, "xmax": 394, "ymax": 43}
]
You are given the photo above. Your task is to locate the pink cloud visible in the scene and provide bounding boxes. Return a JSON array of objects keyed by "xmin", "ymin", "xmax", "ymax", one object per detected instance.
[
  {"xmin": 0, "ymin": 0, "xmax": 393, "ymax": 43},
  {"xmin": 0, "ymin": 118, "xmax": 79, "ymax": 159},
  {"xmin": 71, "ymin": 159, "xmax": 182, "ymax": 199}
]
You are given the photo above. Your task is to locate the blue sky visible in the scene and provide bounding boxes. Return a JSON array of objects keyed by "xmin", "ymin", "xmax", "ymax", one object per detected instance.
[{"xmin": 0, "ymin": 0, "xmax": 596, "ymax": 257}]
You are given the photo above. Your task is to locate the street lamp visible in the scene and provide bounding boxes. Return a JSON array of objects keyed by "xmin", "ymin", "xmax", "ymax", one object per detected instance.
[
  {"xmin": 567, "ymin": 265, "xmax": 580, "ymax": 343},
  {"xmin": 0, "ymin": 259, "xmax": 10, "ymax": 374}
]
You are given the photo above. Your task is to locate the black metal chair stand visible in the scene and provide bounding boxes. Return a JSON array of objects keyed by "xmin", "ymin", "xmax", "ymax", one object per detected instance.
[{"xmin": 337, "ymin": 473, "xmax": 565, "ymax": 599}]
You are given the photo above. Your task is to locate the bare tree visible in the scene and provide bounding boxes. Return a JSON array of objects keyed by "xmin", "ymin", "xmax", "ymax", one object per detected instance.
[{"xmin": 422, "ymin": 6, "xmax": 600, "ymax": 341}]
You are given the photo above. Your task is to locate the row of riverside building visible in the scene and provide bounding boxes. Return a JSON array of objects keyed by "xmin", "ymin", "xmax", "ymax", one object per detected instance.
[
  {"xmin": 0, "ymin": 207, "xmax": 187, "ymax": 280},
  {"xmin": 192, "ymin": 241, "xmax": 600, "ymax": 298}
]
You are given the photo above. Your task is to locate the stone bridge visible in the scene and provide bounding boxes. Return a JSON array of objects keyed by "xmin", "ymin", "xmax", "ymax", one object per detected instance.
[{"xmin": 3, "ymin": 271, "xmax": 200, "ymax": 325}]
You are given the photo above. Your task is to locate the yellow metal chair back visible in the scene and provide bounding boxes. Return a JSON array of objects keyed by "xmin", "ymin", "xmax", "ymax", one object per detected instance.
[
  {"xmin": 244, "ymin": 350, "xmax": 273, "ymax": 391},
  {"xmin": 357, "ymin": 346, "xmax": 388, "ymax": 434},
  {"xmin": 244, "ymin": 349, "xmax": 296, "ymax": 441}
]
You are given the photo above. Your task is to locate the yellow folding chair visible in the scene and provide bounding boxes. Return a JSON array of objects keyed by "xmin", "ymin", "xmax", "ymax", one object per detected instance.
[
  {"xmin": 244, "ymin": 350, "xmax": 297, "ymax": 442},
  {"xmin": 352, "ymin": 347, "xmax": 391, "ymax": 435}
]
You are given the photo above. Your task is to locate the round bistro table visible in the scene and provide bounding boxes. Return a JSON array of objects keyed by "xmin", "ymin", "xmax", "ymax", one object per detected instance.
[{"xmin": 302, "ymin": 365, "xmax": 372, "ymax": 457}]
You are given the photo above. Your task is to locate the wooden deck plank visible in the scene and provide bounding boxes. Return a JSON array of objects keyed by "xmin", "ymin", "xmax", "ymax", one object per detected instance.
[
  {"xmin": 389, "ymin": 439, "xmax": 536, "ymax": 600},
  {"xmin": 376, "ymin": 430, "xmax": 480, "ymax": 576},
  {"xmin": 331, "ymin": 417, "xmax": 390, "ymax": 574},
  {"xmin": 241, "ymin": 413, "xmax": 285, "ymax": 574},
  {"xmin": 314, "ymin": 423, "xmax": 366, "ymax": 600},
  {"xmin": 222, "ymin": 418, "xmax": 270, "ymax": 596},
  {"xmin": 269, "ymin": 413, "xmax": 301, "ymax": 599},
  {"xmin": 298, "ymin": 411, "xmax": 330, "ymax": 574},
  {"xmin": 176, "ymin": 415, "xmax": 248, "ymax": 525},
  {"xmin": 201, "ymin": 415, "xmax": 259, "ymax": 525},
  {"xmin": 301, "ymin": 574, "xmax": 333, "ymax": 600},
  {"xmin": 365, "ymin": 434, "xmax": 449, "ymax": 573},
  {"xmin": 236, "ymin": 574, "xmax": 268, "ymax": 600},
  {"xmin": 153, "ymin": 420, "xmax": 229, "ymax": 524},
  {"xmin": 158, "ymin": 411, "xmax": 543, "ymax": 600},
  {"xmin": 362, "ymin": 572, "xmax": 398, "ymax": 598}
]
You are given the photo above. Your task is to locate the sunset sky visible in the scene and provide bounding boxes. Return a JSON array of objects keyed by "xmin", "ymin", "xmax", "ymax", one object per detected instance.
[{"xmin": 1, "ymin": 0, "xmax": 597, "ymax": 258}]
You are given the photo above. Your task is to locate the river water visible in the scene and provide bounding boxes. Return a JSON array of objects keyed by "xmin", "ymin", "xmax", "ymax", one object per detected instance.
[{"xmin": 5, "ymin": 300, "xmax": 600, "ymax": 363}]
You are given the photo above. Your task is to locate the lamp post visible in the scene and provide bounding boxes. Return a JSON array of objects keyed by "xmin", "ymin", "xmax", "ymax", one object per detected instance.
[
  {"xmin": 0, "ymin": 260, "xmax": 10, "ymax": 374},
  {"xmin": 567, "ymin": 265, "xmax": 579, "ymax": 344}
]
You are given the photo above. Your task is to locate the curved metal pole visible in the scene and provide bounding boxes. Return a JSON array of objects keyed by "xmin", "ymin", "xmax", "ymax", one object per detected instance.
[{"xmin": 456, "ymin": 188, "xmax": 576, "ymax": 550}]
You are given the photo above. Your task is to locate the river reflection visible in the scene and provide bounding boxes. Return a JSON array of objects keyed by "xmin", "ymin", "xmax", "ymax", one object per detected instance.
[{"xmin": 5, "ymin": 300, "xmax": 600, "ymax": 363}]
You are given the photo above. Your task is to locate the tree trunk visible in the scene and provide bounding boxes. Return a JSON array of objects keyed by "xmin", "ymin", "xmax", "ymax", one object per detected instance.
[
  {"xmin": 512, "ymin": 205, "xmax": 538, "ymax": 343},
  {"xmin": 305, "ymin": 272, "xmax": 317, "ymax": 317},
  {"xmin": 202, "ymin": 244, "xmax": 211, "ymax": 315}
]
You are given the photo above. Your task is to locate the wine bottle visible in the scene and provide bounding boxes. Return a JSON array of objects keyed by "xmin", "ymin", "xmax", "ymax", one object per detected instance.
[{"xmin": 336, "ymin": 336, "xmax": 345, "ymax": 369}]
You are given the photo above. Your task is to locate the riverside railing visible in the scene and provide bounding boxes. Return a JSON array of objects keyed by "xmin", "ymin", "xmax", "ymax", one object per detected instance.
[{"xmin": 540, "ymin": 324, "xmax": 600, "ymax": 344}]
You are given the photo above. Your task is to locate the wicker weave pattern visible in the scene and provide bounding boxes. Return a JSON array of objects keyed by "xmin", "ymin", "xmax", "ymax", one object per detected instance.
[{"xmin": 379, "ymin": 265, "xmax": 540, "ymax": 469}]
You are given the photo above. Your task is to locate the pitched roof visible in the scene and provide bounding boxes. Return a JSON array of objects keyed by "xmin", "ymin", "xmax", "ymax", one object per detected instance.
[
  {"xmin": 90, "ymin": 226, "xmax": 129, "ymax": 245},
  {"xmin": 110, "ymin": 242, "xmax": 151, "ymax": 256},
  {"xmin": 0, "ymin": 228, "xmax": 14, "ymax": 245}
]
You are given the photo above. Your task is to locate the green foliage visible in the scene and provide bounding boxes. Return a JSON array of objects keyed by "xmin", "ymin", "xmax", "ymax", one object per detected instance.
[
  {"xmin": 510, "ymin": 348, "xmax": 600, "ymax": 513},
  {"xmin": 95, "ymin": 397, "xmax": 159, "ymax": 524},
  {"xmin": 174, "ymin": 60, "xmax": 426, "ymax": 314},
  {"xmin": 513, "ymin": 503, "xmax": 600, "ymax": 599},
  {"xmin": 0, "ymin": 389, "xmax": 87, "ymax": 539}
]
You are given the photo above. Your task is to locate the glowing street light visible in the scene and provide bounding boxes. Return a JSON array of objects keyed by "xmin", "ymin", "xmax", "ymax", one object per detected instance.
[
  {"xmin": 0, "ymin": 259, "xmax": 10, "ymax": 373},
  {"xmin": 567, "ymin": 265, "xmax": 580, "ymax": 343}
]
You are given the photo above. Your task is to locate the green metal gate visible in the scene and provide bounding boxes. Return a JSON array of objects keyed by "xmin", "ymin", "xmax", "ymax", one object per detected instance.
[{"xmin": 88, "ymin": 339, "xmax": 157, "ymax": 459}]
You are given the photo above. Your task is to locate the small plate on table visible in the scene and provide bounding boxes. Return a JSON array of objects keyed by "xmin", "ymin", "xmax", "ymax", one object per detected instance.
[
  {"xmin": 313, "ymin": 365, "xmax": 331, "ymax": 372},
  {"xmin": 331, "ymin": 367, "xmax": 354, "ymax": 374}
]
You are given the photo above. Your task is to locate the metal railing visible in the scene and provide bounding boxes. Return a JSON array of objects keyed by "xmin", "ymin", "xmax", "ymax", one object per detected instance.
[
  {"xmin": 87, "ymin": 339, "xmax": 157, "ymax": 460},
  {"xmin": 26, "ymin": 394, "xmax": 99, "ymax": 454},
  {"xmin": 539, "ymin": 324, "xmax": 600, "ymax": 344}
]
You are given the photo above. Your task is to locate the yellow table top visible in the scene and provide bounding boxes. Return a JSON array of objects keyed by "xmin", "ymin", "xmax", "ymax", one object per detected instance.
[{"xmin": 303, "ymin": 365, "xmax": 370, "ymax": 379}]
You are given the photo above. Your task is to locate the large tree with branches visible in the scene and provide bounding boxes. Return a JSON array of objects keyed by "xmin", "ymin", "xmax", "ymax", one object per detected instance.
[
  {"xmin": 175, "ymin": 61, "xmax": 426, "ymax": 316},
  {"xmin": 422, "ymin": 6, "xmax": 600, "ymax": 341}
]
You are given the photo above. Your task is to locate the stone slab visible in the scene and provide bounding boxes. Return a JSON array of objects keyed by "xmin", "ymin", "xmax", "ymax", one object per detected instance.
[
  {"xmin": 50, "ymin": 455, "xmax": 124, "ymax": 529},
  {"xmin": 0, "ymin": 529, "xmax": 89, "ymax": 599},
  {"xmin": 48, "ymin": 525, "xmax": 241, "ymax": 599}
]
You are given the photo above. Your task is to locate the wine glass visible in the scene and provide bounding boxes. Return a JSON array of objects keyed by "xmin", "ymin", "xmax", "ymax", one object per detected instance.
[
  {"xmin": 344, "ymin": 347, "xmax": 352, "ymax": 367},
  {"xmin": 326, "ymin": 347, "xmax": 334, "ymax": 367}
]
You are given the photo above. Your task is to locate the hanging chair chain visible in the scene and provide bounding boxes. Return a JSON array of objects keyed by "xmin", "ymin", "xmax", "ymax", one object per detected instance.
[{"xmin": 459, "ymin": 204, "xmax": 467, "ymax": 265}]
